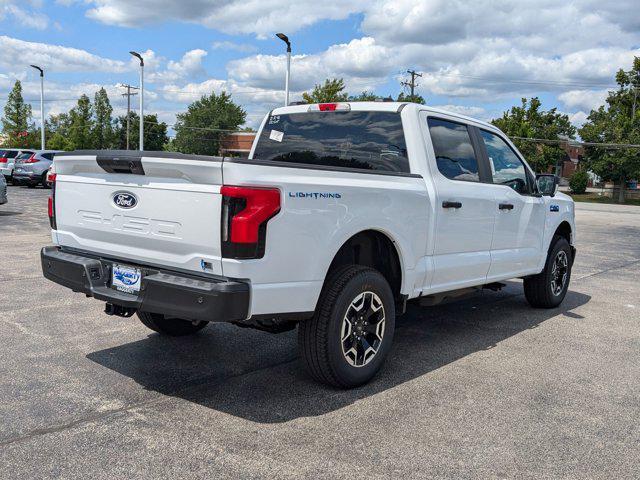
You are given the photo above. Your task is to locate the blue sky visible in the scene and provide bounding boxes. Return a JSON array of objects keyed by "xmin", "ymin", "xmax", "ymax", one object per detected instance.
[{"xmin": 1, "ymin": 1, "xmax": 639, "ymax": 131}]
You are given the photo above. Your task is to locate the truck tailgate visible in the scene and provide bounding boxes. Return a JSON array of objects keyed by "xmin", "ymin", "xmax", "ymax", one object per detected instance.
[{"xmin": 53, "ymin": 152, "xmax": 224, "ymax": 276}]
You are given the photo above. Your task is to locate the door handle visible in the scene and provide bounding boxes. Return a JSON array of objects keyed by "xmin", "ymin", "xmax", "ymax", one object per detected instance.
[
  {"xmin": 499, "ymin": 203, "xmax": 514, "ymax": 210},
  {"xmin": 442, "ymin": 201, "xmax": 462, "ymax": 209}
]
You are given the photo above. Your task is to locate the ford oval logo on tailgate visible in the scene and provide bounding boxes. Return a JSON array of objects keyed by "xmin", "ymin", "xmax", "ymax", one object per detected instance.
[{"xmin": 113, "ymin": 192, "xmax": 138, "ymax": 209}]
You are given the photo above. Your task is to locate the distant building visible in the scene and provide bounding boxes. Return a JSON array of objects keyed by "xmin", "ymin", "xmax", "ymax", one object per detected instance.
[
  {"xmin": 219, "ymin": 132, "xmax": 256, "ymax": 157},
  {"xmin": 555, "ymin": 139, "xmax": 583, "ymax": 178}
]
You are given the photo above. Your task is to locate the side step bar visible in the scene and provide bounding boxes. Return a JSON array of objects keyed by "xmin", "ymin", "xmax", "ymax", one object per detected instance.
[{"xmin": 418, "ymin": 282, "xmax": 507, "ymax": 307}]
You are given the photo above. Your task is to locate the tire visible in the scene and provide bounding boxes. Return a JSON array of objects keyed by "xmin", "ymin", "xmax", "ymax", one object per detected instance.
[
  {"xmin": 42, "ymin": 173, "xmax": 50, "ymax": 189},
  {"xmin": 298, "ymin": 265, "xmax": 396, "ymax": 388},
  {"xmin": 524, "ymin": 235, "xmax": 572, "ymax": 308},
  {"xmin": 137, "ymin": 311, "xmax": 209, "ymax": 336}
]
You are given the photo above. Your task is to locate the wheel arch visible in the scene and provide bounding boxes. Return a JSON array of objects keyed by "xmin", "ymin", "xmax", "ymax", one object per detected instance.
[{"xmin": 322, "ymin": 229, "xmax": 405, "ymax": 305}]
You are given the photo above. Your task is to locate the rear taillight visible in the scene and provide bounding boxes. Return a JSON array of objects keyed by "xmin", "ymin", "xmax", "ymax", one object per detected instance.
[
  {"xmin": 0, "ymin": 158, "xmax": 7, "ymax": 164},
  {"xmin": 24, "ymin": 154, "xmax": 38, "ymax": 164},
  {"xmin": 48, "ymin": 176, "xmax": 57, "ymax": 229},
  {"xmin": 221, "ymin": 185, "xmax": 280, "ymax": 259}
]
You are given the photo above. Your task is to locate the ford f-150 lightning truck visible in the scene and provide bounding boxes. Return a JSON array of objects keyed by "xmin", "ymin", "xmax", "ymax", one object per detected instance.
[{"xmin": 41, "ymin": 102, "xmax": 576, "ymax": 387}]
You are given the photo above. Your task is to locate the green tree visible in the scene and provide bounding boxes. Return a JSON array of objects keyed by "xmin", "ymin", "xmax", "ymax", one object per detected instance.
[
  {"xmin": 1, "ymin": 80, "xmax": 34, "ymax": 147},
  {"xmin": 67, "ymin": 94, "xmax": 94, "ymax": 150},
  {"xmin": 491, "ymin": 97, "xmax": 576, "ymax": 172},
  {"xmin": 46, "ymin": 113, "xmax": 72, "ymax": 151},
  {"xmin": 114, "ymin": 112, "xmax": 169, "ymax": 151},
  {"xmin": 348, "ymin": 91, "xmax": 382, "ymax": 102},
  {"xmin": 397, "ymin": 92, "xmax": 425, "ymax": 104},
  {"xmin": 302, "ymin": 78, "xmax": 348, "ymax": 103},
  {"xmin": 92, "ymin": 88, "xmax": 115, "ymax": 149},
  {"xmin": 173, "ymin": 92, "xmax": 246, "ymax": 155},
  {"xmin": 579, "ymin": 57, "xmax": 640, "ymax": 203}
]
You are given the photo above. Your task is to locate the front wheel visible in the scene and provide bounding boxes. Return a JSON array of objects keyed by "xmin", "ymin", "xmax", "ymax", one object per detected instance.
[
  {"xmin": 137, "ymin": 311, "xmax": 209, "ymax": 336},
  {"xmin": 298, "ymin": 265, "xmax": 395, "ymax": 388},
  {"xmin": 524, "ymin": 235, "xmax": 572, "ymax": 308}
]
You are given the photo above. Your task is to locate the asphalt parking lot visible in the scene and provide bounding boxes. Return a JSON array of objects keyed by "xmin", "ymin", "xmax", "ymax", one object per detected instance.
[{"xmin": 1, "ymin": 186, "xmax": 639, "ymax": 479}]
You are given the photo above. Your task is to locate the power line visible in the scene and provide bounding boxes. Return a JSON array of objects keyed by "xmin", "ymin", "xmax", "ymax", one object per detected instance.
[
  {"xmin": 510, "ymin": 136, "xmax": 640, "ymax": 150},
  {"xmin": 431, "ymin": 72, "xmax": 618, "ymax": 90}
]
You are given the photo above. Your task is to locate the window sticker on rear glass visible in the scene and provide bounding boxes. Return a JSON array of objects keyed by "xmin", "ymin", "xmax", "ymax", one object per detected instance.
[
  {"xmin": 269, "ymin": 129, "xmax": 284, "ymax": 142},
  {"xmin": 268, "ymin": 115, "xmax": 280, "ymax": 124}
]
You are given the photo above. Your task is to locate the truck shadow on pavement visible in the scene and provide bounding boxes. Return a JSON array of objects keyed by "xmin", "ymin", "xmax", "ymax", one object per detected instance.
[{"xmin": 87, "ymin": 281, "xmax": 590, "ymax": 423}]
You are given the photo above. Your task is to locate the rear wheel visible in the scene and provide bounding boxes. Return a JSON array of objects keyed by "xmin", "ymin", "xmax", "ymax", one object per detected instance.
[
  {"xmin": 137, "ymin": 311, "xmax": 209, "ymax": 336},
  {"xmin": 298, "ymin": 265, "xmax": 395, "ymax": 388},
  {"xmin": 42, "ymin": 172, "xmax": 50, "ymax": 189},
  {"xmin": 524, "ymin": 235, "xmax": 572, "ymax": 308}
]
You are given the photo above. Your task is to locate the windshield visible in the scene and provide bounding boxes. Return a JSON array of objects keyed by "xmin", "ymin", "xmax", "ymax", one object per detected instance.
[{"xmin": 253, "ymin": 111, "xmax": 410, "ymax": 173}]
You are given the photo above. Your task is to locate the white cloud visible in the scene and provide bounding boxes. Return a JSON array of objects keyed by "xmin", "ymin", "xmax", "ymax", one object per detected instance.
[
  {"xmin": 212, "ymin": 41, "xmax": 257, "ymax": 53},
  {"xmin": 558, "ymin": 90, "xmax": 609, "ymax": 112},
  {"xmin": 1, "ymin": 4, "xmax": 49, "ymax": 30},
  {"xmin": 0, "ymin": 2, "xmax": 49, "ymax": 30},
  {"xmin": 0, "ymin": 36, "xmax": 127, "ymax": 74},
  {"xmin": 228, "ymin": 37, "xmax": 398, "ymax": 94},
  {"xmin": 568, "ymin": 111, "xmax": 590, "ymax": 128},
  {"xmin": 148, "ymin": 49, "xmax": 208, "ymax": 84},
  {"xmin": 75, "ymin": 0, "xmax": 367, "ymax": 38}
]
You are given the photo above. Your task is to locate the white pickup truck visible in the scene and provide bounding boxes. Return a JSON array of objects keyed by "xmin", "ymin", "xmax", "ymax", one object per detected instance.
[{"xmin": 41, "ymin": 102, "xmax": 575, "ymax": 387}]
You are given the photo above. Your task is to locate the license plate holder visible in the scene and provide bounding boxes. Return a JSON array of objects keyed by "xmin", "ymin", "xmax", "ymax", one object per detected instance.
[{"xmin": 111, "ymin": 264, "xmax": 142, "ymax": 294}]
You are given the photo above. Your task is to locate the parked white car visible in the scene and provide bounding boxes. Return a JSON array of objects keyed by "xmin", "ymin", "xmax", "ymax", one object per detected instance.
[{"xmin": 41, "ymin": 102, "xmax": 576, "ymax": 387}]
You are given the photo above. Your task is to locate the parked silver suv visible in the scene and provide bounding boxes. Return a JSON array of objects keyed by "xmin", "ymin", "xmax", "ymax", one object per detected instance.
[
  {"xmin": 0, "ymin": 174, "xmax": 7, "ymax": 204},
  {"xmin": 1, "ymin": 148, "xmax": 35, "ymax": 183},
  {"xmin": 12, "ymin": 150, "xmax": 62, "ymax": 188}
]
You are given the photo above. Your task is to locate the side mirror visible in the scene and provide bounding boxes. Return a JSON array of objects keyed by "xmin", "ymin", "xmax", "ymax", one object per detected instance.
[{"xmin": 536, "ymin": 174, "xmax": 559, "ymax": 197}]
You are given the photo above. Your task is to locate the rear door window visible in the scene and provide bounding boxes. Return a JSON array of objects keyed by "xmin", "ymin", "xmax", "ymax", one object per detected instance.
[
  {"xmin": 4, "ymin": 150, "xmax": 19, "ymax": 158},
  {"xmin": 253, "ymin": 111, "xmax": 410, "ymax": 173},
  {"xmin": 427, "ymin": 118, "xmax": 480, "ymax": 182},
  {"xmin": 42, "ymin": 153, "xmax": 54, "ymax": 160}
]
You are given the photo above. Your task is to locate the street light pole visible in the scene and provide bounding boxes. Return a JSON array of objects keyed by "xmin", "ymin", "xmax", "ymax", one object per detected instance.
[
  {"xmin": 30, "ymin": 65, "xmax": 45, "ymax": 150},
  {"xmin": 129, "ymin": 51, "xmax": 144, "ymax": 151},
  {"xmin": 276, "ymin": 33, "xmax": 291, "ymax": 106}
]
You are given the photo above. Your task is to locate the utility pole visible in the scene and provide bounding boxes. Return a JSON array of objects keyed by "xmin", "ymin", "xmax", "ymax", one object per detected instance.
[
  {"xmin": 120, "ymin": 84, "xmax": 138, "ymax": 150},
  {"xmin": 401, "ymin": 69, "xmax": 422, "ymax": 100}
]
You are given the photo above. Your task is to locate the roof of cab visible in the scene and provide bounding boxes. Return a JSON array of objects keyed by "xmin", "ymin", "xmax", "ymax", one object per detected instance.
[{"xmin": 270, "ymin": 101, "xmax": 497, "ymax": 131}]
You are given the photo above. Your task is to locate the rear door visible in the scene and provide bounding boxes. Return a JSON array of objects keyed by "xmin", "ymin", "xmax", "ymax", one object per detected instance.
[
  {"xmin": 53, "ymin": 151, "xmax": 225, "ymax": 275},
  {"xmin": 476, "ymin": 129, "xmax": 545, "ymax": 278},
  {"xmin": 423, "ymin": 115, "xmax": 495, "ymax": 292}
]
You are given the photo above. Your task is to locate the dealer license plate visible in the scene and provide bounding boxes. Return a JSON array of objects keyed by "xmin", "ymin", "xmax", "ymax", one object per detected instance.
[{"xmin": 111, "ymin": 264, "xmax": 142, "ymax": 294}]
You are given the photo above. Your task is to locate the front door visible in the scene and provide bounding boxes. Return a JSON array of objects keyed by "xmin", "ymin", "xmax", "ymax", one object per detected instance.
[{"xmin": 477, "ymin": 129, "xmax": 546, "ymax": 279}]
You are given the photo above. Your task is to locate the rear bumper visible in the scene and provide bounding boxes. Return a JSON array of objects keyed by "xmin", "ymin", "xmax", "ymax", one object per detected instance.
[
  {"xmin": 41, "ymin": 246, "xmax": 250, "ymax": 323},
  {"xmin": 12, "ymin": 172, "xmax": 38, "ymax": 184}
]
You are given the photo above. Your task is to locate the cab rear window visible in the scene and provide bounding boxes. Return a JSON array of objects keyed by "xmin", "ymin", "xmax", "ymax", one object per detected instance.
[{"xmin": 253, "ymin": 111, "xmax": 410, "ymax": 173}]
